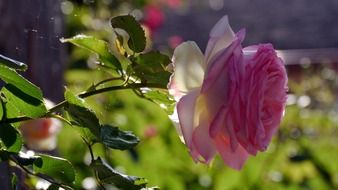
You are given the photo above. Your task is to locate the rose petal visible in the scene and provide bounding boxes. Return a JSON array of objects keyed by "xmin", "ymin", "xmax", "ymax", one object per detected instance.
[
  {"xmin": 202, "ymin": 30, "xmax": 245, "ymax": 93},
  {"xmin": 209, "ymin": 106, "xmax": 239, "ymax": 152},
  {"xmin": 199, "ymin": 38, "xmax": 245, "ymax": 148},
  {"xmin": 205, "ymin": 15, "xmax": 235, "ymax": 63},
  {"xmin": 214, "ymin": 135, "xmax": 249, "ymax": 170},
  {"xmin": 243, "ymin": 45, "xmax": 258, "ymax": 62},
  {"xmin": 169, "ymin": 106, "xmax": 185, "ymax": 143},
  {"xmin": 176, "ymin": 89, "xmax": 200, "ymax": 147},
  {"xmin": 191, "ymin": 115, "xmax": 216, "ymax": 163},
  {"xmin": 178, "ymin": 92, "xmax": 217, "ymax": 163},
  {"xmin": 240, "ymin": 44, "xmax": 287, "ymax": 153},
  {"xmin": 207, "ymin": 53, "xmax": 245, "ymax": 141},
  {"xmin": 168, "ymin": 79, "xmax": 186, "ymax": 101},
  {"xmin": 169, "ymin": 41, "xmax": 205, "ymax": 95}
]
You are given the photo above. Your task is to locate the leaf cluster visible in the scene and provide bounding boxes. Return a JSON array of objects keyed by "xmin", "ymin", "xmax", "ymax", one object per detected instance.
[{"xmin": 0, "ymin": 14, "xmax": 174, "ymax": 189}]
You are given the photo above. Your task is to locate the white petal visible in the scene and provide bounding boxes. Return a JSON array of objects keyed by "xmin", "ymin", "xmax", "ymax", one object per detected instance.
[
  {"xmin": 205, "ymin": 15, "xmax": 235, "ymax": 63},
  {"xmin": 170, "ymin": 41, "xmax": 205, "ymax": 94},
  {"xmin": 176, "ymin": 89, "xmax": 200, "ymax": 147}
]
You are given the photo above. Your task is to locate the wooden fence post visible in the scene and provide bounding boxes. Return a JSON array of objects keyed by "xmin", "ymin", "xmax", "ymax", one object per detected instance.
[{"xmin": 0, "ymin": 0, "xmax": 65, "ymax": 189}]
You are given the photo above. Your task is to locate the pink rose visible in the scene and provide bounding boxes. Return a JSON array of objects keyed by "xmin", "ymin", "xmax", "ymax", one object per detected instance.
[{"xmin": 168, "ymin": 16, "xmax": 287, "ymax": 170}]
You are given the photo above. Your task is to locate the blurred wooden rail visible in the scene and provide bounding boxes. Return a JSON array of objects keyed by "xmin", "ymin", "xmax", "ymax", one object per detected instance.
[{"xmin": 276, "ymin": 48, "xmax": 338, "ymax": 65}]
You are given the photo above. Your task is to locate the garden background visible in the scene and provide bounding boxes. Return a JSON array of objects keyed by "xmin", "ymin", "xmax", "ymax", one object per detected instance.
[{"xmin": 0, "ymin": 0, "xmax": 337, "ymax": 189}]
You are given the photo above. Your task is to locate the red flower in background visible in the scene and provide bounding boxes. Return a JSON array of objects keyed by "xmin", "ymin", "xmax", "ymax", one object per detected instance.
[
  {"xmin": 19, "ymin": 99, "xmax": 62, "ymax": 151},
  {"xmin": 168, "ymin": 35, "xmax": 183, "ymax": 49},
  {"xmin": 143, "ymin": 5, "xmax": 165, "ymax": 33}
]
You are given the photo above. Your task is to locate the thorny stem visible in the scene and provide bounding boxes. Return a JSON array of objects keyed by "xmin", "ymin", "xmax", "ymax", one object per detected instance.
[{"xmin": 1, "ymin": 82, "xmax": 167, "ymax": 124}]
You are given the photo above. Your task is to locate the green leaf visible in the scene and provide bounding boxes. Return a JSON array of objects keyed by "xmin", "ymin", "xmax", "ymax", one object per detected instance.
[
  {"xmin": 0, "ymin": 65, "xmax": 46, "ymax": 118},
  {"xmin": 0, "ymin": 54, "xmax": 27, "ymax": 71},
  {"xmin": 0, "ymin": 124, "xmax": 22, "ymax": 152},
  {"xmin": 1, "ymin": 85, "xmax": 47, "ymax": 118},
  {"xmin": 142, "ymin": 90, "xmax": 175, "ymax": 115},
  {"xmin": 91, "ymin": 157, "xmax": 147, "ymax": 190},
  {"xmin": 47, "ymin": 184, "xmax": 60, "ymax": 190},
  {"xmin": 133, "ymin": 51, "xmax": 171, "ymax": 86},
  {"xmin": 64, "ymin": 89, "xmax": 101, "ymax": 137},
  {"xmin": 63, "ymin": 111, "xmax": 98, "ymax": 144},
  {"xmin": 0, "ymin": 65, "xmax": 44, "ymax": 99},
  {"xmin": 100, "ymin": 125, "xmax": 139, "ymax": 150},
  {"xmin": 11, "ymin": 172, "xmax": 18, "ymax": 190},
  {"xmin": 61, "ymin": 35, "xmax": 121, "ymax": 70},
  {"xmin": 33, "ymin": 154, "xmax": 75, "ymax": 184},
  {"xmin": 111, "ymin": 15, "xmax": 146, "ymax": 53},
  {"xmin": 0, "ymin": 98, "xmax": 3, "ymax": 120}
]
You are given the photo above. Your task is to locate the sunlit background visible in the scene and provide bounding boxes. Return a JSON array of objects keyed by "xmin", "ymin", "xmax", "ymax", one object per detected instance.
[
  {"xmin": 61, "ymin": 1, "xmax": 338, "ymax": 189},
  {"xmin": 1, "ymin": 0, "xmax": 338, "ymax": 189}
]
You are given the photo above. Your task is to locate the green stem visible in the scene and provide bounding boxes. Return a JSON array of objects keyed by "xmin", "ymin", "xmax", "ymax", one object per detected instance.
[
  {"xmin": 1, "ymin": 83, "xmax": 167, "ymax": 124},
  {"xmin": 0, "ymin": 116, "xmax": 31, "ymax": 124},
  {"xmin": 82, "ymin": 137, "xmax": 95, "ymax": 161},
  {"xmin": 79, "ymin": 82, "xmax": 166, "ymax": 98},
  {"xmin": 91, "ymin": 77, "xmax": 124, "ymax": 89},
  {"xmin": 9, "ymin": 155, "xmax": 73, "ymax": 190},
  {"xmin": 49, "ymin": 83, "xmax": 165, "ymax": 113}
]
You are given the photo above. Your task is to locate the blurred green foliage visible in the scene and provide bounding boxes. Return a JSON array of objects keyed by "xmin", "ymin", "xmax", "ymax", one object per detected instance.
[
  {"xmin": 58, "ymin": 1, "xmax": 338, "ymax": 189},
  {"xmin": 60, "ymin": 65, "xmax": 338, "ymax": 190}
]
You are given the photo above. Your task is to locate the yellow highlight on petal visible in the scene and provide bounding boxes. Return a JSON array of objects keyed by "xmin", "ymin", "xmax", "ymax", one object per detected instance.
[
  {"xmin": 194, "ymin": 95, "xmax": 210, "ymax": 128},
  {"xmin": 115, "ymin": 38, "xmax": 125, "ymax": 55}
]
